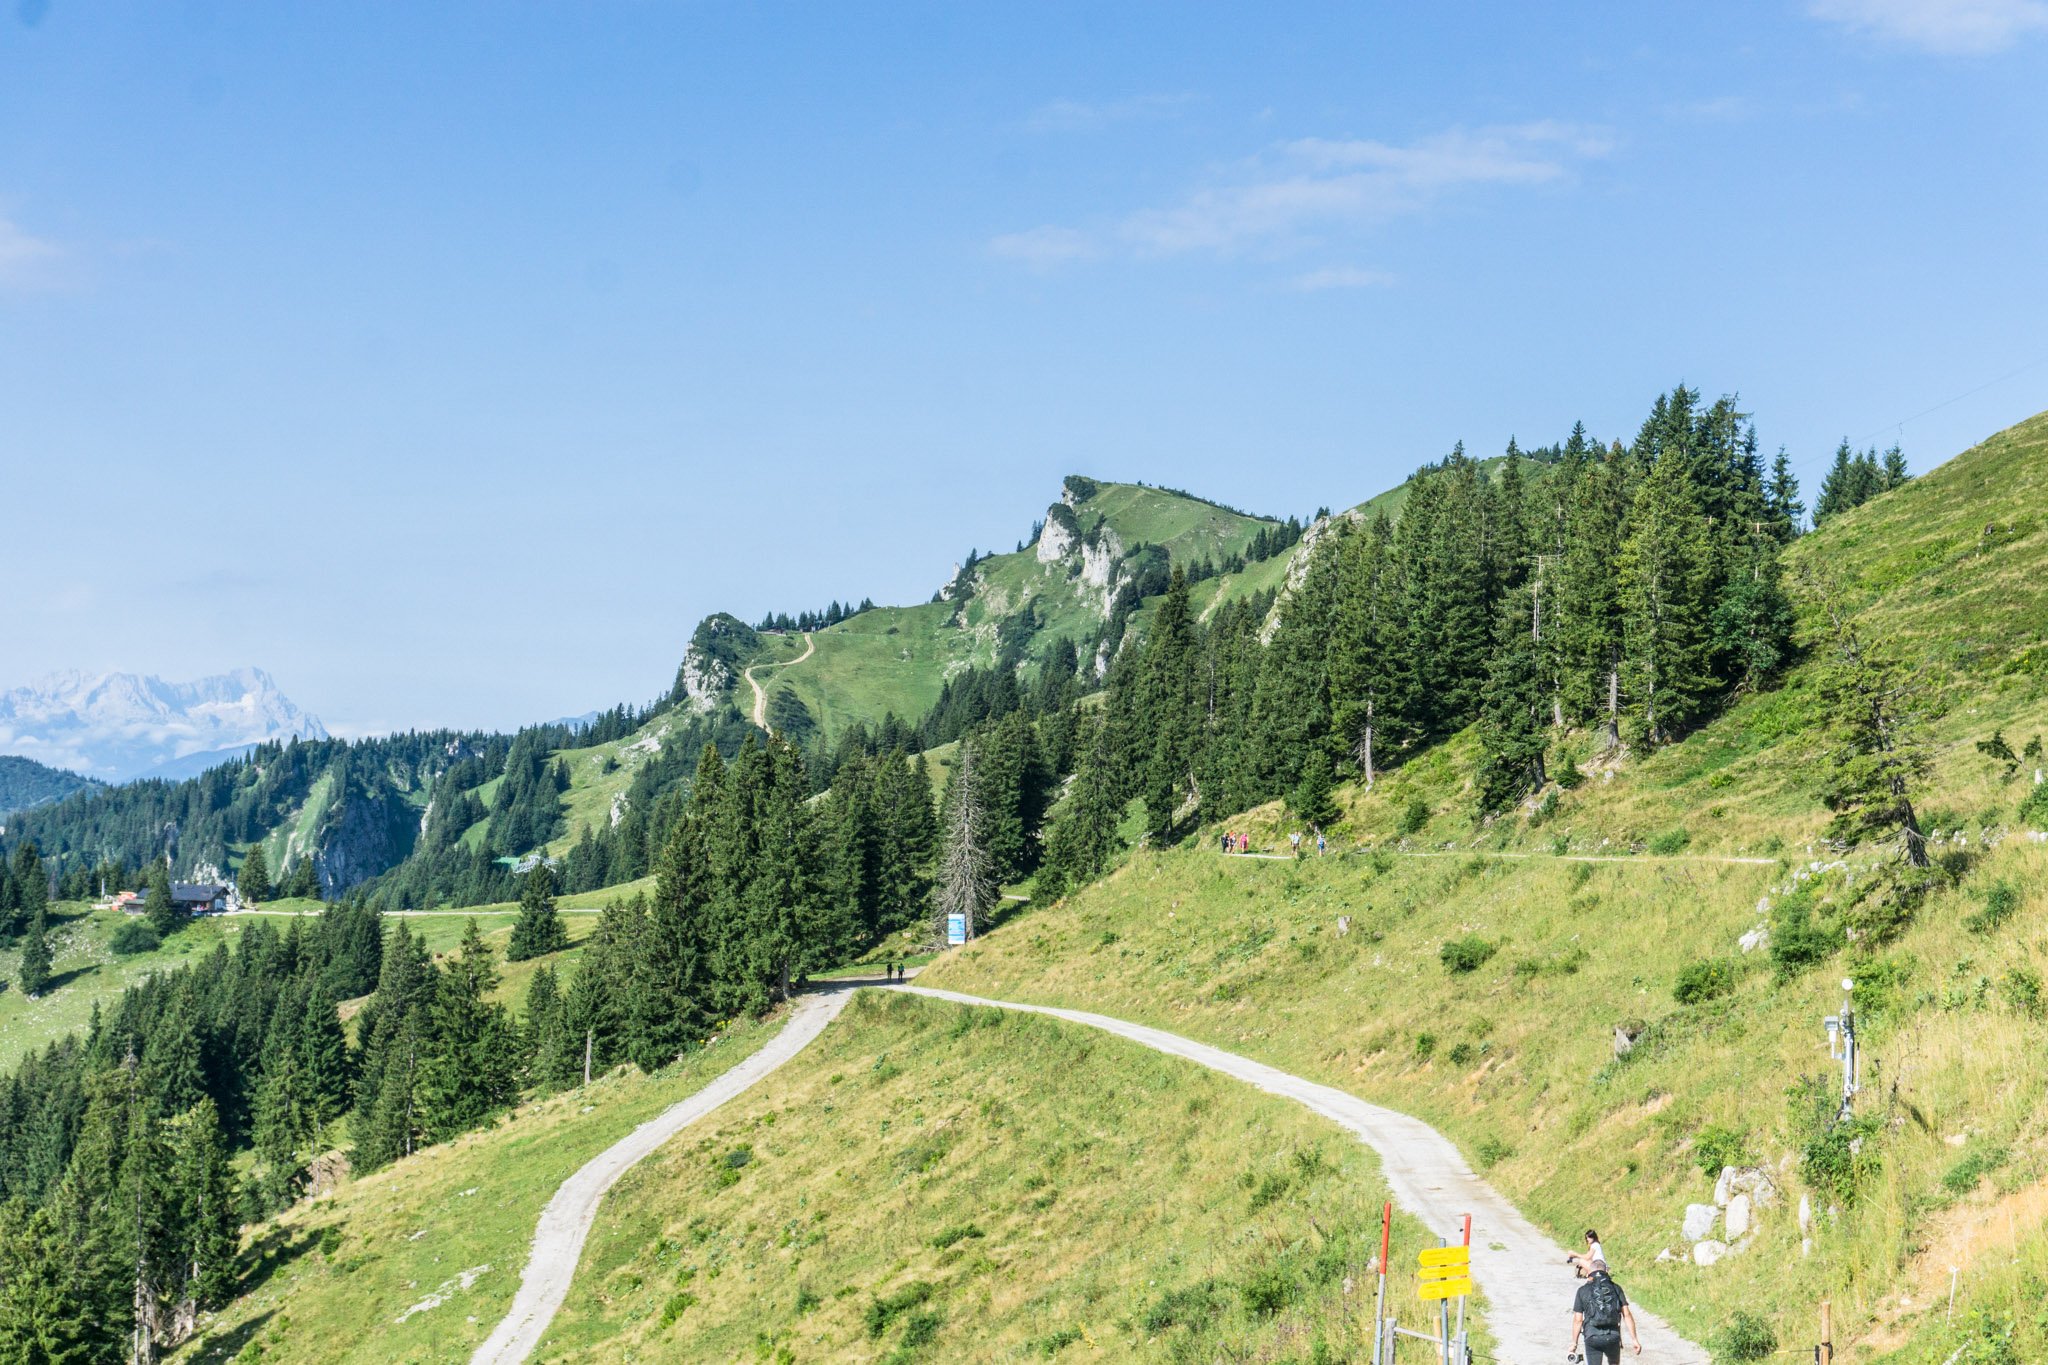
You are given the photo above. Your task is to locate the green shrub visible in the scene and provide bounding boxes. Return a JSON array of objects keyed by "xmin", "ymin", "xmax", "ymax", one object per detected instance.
[
  {"xmin": 1801, "ymin": 1115, "xmax": 1881, "ymax": 1207},
  {"xmin": 1413, "ymin": 1032, "xmax": 1437, "ymax": 1059},
  {"xmin": 1475, "ymin": 1136, "xmax": 1513, "ymax": 1168},
  {"xmin": 1673, "ymin": 958, "xmax": 1736, "ymax": 1005},
  {"xmin": 929, "ymin": 1223, "xmax": 984, "ymax": 1250},
  {"xmin": 1692, "ymin": 1124, "xmax": 1748, "ymax": 1178},
  {"xmin": 713, "ymin": 1146, "xmax": 753, "ymax": 1188},
  {"xmin": 899, "ymin": 1312, "xmax": 941, "ymax": 1347},
  {"xmin": 865, "ymin": 1282, "xmax": 934, "ymax": 1339},
  {"xmin": 1239, "ymin": 1265, "xmax": 1296, "ymax": 1317},
  {"xmin": 1439, "ymin": 935, "xmax": 1497, "ymax": 974},
  {"xmin": 794, "ymin": 1285, "xmax": 822, "ymax": 1314},
  {"xmin": 1965, "ymin": 882, "xmax": 2020, "ymax": 934},
  {"xmin": 1942, "ymin": 1145, "xmax": 2010, "ymax": 1197},
  {"xmin": 1713, "ymin": 1311, "xmax": 1777, "ymax": 1361},
  {"xmin": 2018, "ymin": 783, "xmax": 2048, "ymax": 826},
  {"xmin": 1398, "ymin": 799, "xmax": 1430, "ymax": 835},
  {"xmin": 1447, "ymin": 1041, "xmax": 1475, "ymax": 1066},
  {"xmin": 1647, "ymin": 827, "xmax": 1692, "ymax": 855},
  {"xmin": 1032, "ymin": 1328, "xmax": 1083, "ymax": 1356},
  {"xmin": 2002, "ymin": 967, "xmax": 2043, "ymax": 1018},
  {"xmin": 1247, "ymin": 1170, "xmax": 1290, "ymax": 1210},
  {"xmin": 1142, "ymin": 1281, "xmax": 1224, "ymax": 1334},
  {"xmin": 1770, "ymin": 900, "xmax": 1844, "ymax": 980},
  {"xmin": 110, "ymin": 919, "xmax": 161, "ymax": 955},
  {"xmin": 658, "ymin": 1291, "xmax": 697, "ymax": 1328}
]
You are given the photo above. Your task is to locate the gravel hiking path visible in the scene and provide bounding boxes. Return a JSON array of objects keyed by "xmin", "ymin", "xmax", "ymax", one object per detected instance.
[
  {"xmin": 469, "ymin": 981, "xmax": 859, "ymax": 1365},
  {"xmin": 744, "ymin": 632, "xmax": 815, "ymax": 728},
  {"xmin": 893, "ymin": 983, "xmax": 1711, "ymax": 1365}
]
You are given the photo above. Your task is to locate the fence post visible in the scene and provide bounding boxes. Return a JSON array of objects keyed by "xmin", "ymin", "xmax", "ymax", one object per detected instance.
[
  {"xmin": 1371, "ymin": 1202, "xmax": 1390, "ymax": 1365},
  {"xmin": 1819, "ymin": 1299, "xmax": 1833, "ymax": 1365}
]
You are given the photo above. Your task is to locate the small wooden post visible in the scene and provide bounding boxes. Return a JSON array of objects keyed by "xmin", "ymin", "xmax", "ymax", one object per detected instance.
[{"xmin": 1818, "ymin": 1299, "xmax": 1833, "ymax": 1365}]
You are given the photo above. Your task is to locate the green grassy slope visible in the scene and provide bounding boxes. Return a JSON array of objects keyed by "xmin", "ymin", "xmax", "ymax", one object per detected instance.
[
  {"xmin": 541, "ymin": 989, "xmax": 1458, "ymax": 1364},
  {"xmin": 713, "ymin": 479, "xmax": 1290, "ymax": 744},
  {"xmin": 171, "ymin": 1013, "xmax": 788, "ymax": 1365},
  {"xmin": 918, "ymin": 411, "xmax": 2048, "ymax": 1361},
  {"xmin": 0, "ymin": 901, "xmax": 262, "ymax": 1067},
  {"xmin": 2, "ymin": 879, "xmax": 653, "ymax": 1067}
]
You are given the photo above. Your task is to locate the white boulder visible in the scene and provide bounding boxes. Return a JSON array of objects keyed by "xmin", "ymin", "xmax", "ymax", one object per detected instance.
[
  {"xmin": 1725, "ymin": 1194, "xmax": 1754, "ymax": 1240},
  {"xmin": 1692, "ymin": 1240, "xmax": 1729, "ymax": 1267},
  {"xmin": 1682, "ymin": 1204, "xmax": 1719, "ymax": 1243}
]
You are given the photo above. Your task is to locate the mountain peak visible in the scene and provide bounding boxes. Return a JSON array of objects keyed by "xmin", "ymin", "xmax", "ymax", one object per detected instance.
[{"xmin": 0, "ymin": 667, "xmax": 327, "ymax": 782}]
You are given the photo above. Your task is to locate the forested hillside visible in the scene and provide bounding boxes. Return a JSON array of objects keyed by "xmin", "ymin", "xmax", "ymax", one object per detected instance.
[
  {"xmin": 9, "ymin": 384, "xmax": 2025, "ymax": 1365},
  {"xmin": 0, "ymin": 757, "xmax": 98, "ymax": 820}
]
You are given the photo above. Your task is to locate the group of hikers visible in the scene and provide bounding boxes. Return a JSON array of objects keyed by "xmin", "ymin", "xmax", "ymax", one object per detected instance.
[
  {"xmin": 1218, "ymin": 826, "xmax": 1329, "ymax": 855},
  {"xmin": 879, "ymin": 961, "xmax": 906, "ymax": 981},
  {"xmin": 1566, "ymin": 1229, "xmax": 1643, "ymax": 1361}
]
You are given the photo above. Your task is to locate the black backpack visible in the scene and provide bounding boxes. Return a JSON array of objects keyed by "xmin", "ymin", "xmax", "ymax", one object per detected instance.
[{"xmin": 1585, "ymin": 1275, "xmax": 1624, "ymax": 1332}]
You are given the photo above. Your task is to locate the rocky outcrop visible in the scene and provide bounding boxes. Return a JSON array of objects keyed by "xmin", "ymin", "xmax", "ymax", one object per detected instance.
[
  {"xmin": 1037, "ymin": 503, "xmax": 1080, "ymax": 563},
  {"xmin": 1259, "ymin": 511, "xmax": 1358, "ymax": 645},
  {"xmin": 672, "ymin": 614, "xmax": 757, "ymax": 716},
  {"xmin": 1080, "ymin": 526, "xmax": 1123, "ymax": 594}
]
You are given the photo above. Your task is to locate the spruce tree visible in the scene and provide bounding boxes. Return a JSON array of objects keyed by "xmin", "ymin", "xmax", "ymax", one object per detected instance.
[
  {"xmin": 935, "ymin": 745, "xmax": 997, "ymax": 943},
  {"xmin": 1287, "ymin": 750, "xmax": 1339, "ymax": 830},
  {"xmin": 1038, "ymin": 717, "xmax": 1124, "ymax": 899},
  {"xmin": 1476, "ymin": 586, "xmax": 1550, "ymax": 812},
  {"xmin": 1809, "ymin": 579, "xmax": 1931, "ymax": 867},
  {"xmin": 1880, "ymin": 443, "xmax": 1909, "ymax": 489},
  {"xmin": 1766, "ymin": 447, "xmax": 1804, "ymax": 538},
  {"xmin": 145, "ymin": 867, "xmax": 179, "ymax": 939},
  {"xmin": 1712, "ymin": 531, "xmax": 1795, "ymax": 693},
  {"xmin": 239, "ymin": 844, "xmax": 270, "ymax": 904},
  {"xmin": 1814, "ymin": 440, "xmax": 1857, "ymax": 524},
  {"xmin": 167, "ymin": 1098, "xmax": 239, "ymax": 1313},
  {"xmin": 18, "ymin": 909, "xmax": 52, "ymax": 998},
  {"xmin": 506, "ymin": 860, "xmax": 566, "ymax": 962},
  {"xmin": 1328, "ymin": 513, "xmax": 1399, "ymax": 785},
  {"xmin": 523, "ymin": 963, "xmax": 580, "ymax": 1090},
  {"xmin": 1617, "ymin": 443, "xmax": 1717, "ymax": 746},
  {"xmin": 9, "ymin": 842, "xmax": 46, "ymax": 937}
]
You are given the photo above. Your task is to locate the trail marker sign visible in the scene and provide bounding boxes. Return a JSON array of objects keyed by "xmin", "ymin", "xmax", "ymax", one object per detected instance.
[{"xmin": 1417, "ymin": 1244, "xmax": 1470, "ymax": 1300}]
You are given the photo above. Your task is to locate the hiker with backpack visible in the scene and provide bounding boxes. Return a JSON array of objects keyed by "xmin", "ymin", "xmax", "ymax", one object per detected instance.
[{"xmin": 1568, "ymin": 1260, "xmax": 1641, "ymax": 1362}]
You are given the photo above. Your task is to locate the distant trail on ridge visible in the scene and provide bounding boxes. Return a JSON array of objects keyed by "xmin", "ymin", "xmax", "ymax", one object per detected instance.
[
  {"xmin": 744, "ymin": 632, "xmax": 815, "ymax": 729},
  {"xmin": 891, "ymin": 983, "xmax": 1711, "ymax": 1365}
]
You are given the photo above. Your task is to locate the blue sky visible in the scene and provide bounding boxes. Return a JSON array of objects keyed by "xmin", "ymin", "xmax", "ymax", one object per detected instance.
[{"xmin": 6, "ymin": 1, "xmax": 2047, "ymax": 737}]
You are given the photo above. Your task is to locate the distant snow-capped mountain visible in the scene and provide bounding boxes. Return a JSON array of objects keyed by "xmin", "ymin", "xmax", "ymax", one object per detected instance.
[{"xmin": 0, "ymin": 667, "xmax": 328, "ymax": 782}]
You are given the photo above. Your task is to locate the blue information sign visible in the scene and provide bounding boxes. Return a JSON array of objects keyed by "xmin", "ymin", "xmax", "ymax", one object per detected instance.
[{"xmin": 946, "ymin": 913, "xmax": 967, "ymax": 946}]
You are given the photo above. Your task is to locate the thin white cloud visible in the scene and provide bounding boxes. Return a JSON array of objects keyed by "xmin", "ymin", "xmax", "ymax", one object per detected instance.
[
  {"xmin": 987, "ymin": 225, "xmax": 1100, "ymax": 269},
  {"xmin": 1023, "ymin": 93, "xmax": 1196, "ymax": 133},
  {"xmin": 992, "ymin": 121, "xmax": 1609, "ymax": 265},
  {"xmin": 1808, "ymin": 0, "xmax": 2048, "ymax": 53},
  {"xmin": 0, "ymin": 215, "xmax": 63, "ymax": 289},
  {"xmin": 1287, "ymin": 266, "xmax": 1395, "ymax": 292}
]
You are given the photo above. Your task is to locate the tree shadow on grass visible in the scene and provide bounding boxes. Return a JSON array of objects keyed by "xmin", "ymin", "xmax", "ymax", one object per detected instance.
[
  {"xmin": 187, "ymin": 1307, "xmax": 278, "ymax": 1361},
  {"xmin": 237, "ymin": 1225, "xmax": 322, "ymax": 1299},
  {"xmin": 39, "ymin": 964, "xmax": 101, "ymax": 994}
]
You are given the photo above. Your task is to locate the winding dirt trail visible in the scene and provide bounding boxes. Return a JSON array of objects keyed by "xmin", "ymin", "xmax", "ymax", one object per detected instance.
[
  {"xmin": 469, "ymin": 983, "xmax": 857, "ymax": 1365},
  {"xmin": 743, "ymin": 632, "xmax": 815, "ymax": 728},
  {"xmin": 893, "ymin": 983, "xmax": 1712, "ymax": 1365},
  {"xmin": 472, "ymin": 974, "xmax": 1711, "ymax": 1364}
]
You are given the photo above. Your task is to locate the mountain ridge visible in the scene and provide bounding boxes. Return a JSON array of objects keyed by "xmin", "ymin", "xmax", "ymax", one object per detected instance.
[{"xmin": 0, "ymin": 665, "xmax": 327, "ymax": 782}]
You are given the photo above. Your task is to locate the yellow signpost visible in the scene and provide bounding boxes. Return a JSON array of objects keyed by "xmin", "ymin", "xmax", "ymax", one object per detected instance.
[{"xmin": 1417, "ymin": 1244, "xmax": 1471, "ymax": 1302}]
